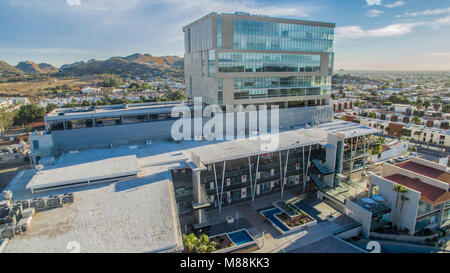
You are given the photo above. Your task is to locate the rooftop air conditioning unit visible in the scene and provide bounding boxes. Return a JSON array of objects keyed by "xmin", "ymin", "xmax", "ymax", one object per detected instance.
[
  {"xmin": 146, "ymin": 139, "xmax": 152, "ymax": 145},
  {"xmin": 110, "ymin": 144, "xmax": 117, "ymax": 149},
  {"xmin": 35, "ymin": 164, "xmax": 44, "ymax": 174}
]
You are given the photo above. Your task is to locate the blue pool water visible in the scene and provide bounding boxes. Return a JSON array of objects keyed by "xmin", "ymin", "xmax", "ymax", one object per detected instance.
[
  {"xmin": 261, "ymin": 208, "xmax": 289, "ymax": 232},
  {"xmin": 227, "ymin": 230, "xmax": 254, "ymax": 246}
]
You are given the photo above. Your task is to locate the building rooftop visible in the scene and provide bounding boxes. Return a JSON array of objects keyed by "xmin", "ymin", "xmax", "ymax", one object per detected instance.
[
  {"xmin": 384, "ymin": 174, "xmax": 450, "ymax": 206},
  {"xmin": 188, "ymin": 120, "xmax": 379, "ymax": 164},
  {"xmin": 26, "ymin": 155, "xmax": 140, "ymax": 192},
  {"xmin": 45, "ymin": 101, "xmax": 185, "ymax": 121},
  {"xmin": 183, "ymin": 12, "xmax": 335, "ymax": 29},
  {"xmin": 396, "ymin": 160, "xmax": 450, "ymax": 185},
  {"xmin": 3, "ymin": 144, "xmax": 191, "ymax": 253}
]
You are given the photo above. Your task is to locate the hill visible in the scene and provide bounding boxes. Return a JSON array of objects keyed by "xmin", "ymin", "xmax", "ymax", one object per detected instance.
[
  {"xmin": 0, "ymin": 60, "xmax": 24, "ymax": 77},
  {"xmin": 58, "ymin": 53, "xmax": 183, "ymax": 77},
  {"xmin": 15, "ymin": 61, "xmax": 58, "ymax": 74}
]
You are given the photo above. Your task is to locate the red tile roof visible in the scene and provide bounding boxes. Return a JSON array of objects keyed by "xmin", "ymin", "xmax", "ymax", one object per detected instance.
[
  {"xmin": 396, "ymin": 160, "xmax": 450, "ymax": 185},
  {"xmin": 385, "ymin": 174, "xmax": 450, "ymax": 206}
]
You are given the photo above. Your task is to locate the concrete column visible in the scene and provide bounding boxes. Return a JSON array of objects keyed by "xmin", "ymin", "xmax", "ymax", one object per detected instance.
[
  {"xmin": 192, "ymin": 169, "xmax": 202, "ymax": 224},
  {"xmin": 438, "ymin": 204, "xmax": 446, "ymax": 227}
]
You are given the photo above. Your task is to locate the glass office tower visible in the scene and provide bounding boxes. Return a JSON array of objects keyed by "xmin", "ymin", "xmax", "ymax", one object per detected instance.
[{"xmin": 183, "ymin": 12, "xmax": 335, "ymax": 107}]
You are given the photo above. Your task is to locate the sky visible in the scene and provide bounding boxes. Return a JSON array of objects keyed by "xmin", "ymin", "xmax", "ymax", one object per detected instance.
[{"xmin": 0, "ymin": 0, "xmax": 450, "ymax": 70}]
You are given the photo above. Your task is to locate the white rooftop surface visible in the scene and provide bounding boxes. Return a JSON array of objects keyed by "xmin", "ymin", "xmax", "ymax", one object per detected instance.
[
  {"xmin": 188, "ymin": 120, "xmax": 380, "ymax": 164},
  {"xmin": 46, "ymin": 102, "xmax": 185, "ymax": 121},
  {"xmin": 4, "ymin": 144, "xmax": 195, "ymax": 253},
  {"xmin": 26, "ymin": 155, "xmax": 140, "ymax": 191}
]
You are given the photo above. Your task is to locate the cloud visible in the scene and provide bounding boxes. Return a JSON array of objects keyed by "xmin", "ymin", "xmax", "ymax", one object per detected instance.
[
  {"xmin": 422, "ymin": 52, "xmax": 450, "ymax": 58},
  {"xmin": 366, "ymin": 9, "xmax": 384, "ymax": 17},
  {"xmin": 385, "ymin": 1, "xmax": 405, "ymax": 8},
  {"xmin": 398, "ymin": 7, "xmax": 450, "ymax": 17},
  {"xmin": 366, "ymin": 0, "xmax": 382, "ymax": 6},
  {"xmin": 163, "ymin": 0, "xmax": 314, "ymax": 18},
  {"xmin": 66, "ymin": 0, "xmax": 81, "ymax": 6},
  {"xmin": 335, "ymin": 22, "xmax": 424, "ymax": 40},
  {"xmin": 430, "ymin": 15, "xmax": 450, "ymax": 28}
]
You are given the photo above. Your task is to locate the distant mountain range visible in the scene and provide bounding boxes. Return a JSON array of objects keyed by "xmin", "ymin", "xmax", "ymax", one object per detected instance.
[
  {"xmin": 15, "ymin": 61, "xmax": 58, "ymax": 74},
  {"xmin": 0, "ymin": 60, "xmax": 24, "ymax": 77},
  {"xmin": 0, "ymin": 53, "xmax": 184, "ymax": 78}
]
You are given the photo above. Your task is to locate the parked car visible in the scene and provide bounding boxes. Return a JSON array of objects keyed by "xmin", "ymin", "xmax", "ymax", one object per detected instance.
[
  {"xmin": 386, "ymin": 159, "xmax": 395, "ymax": 164},
  {"xmin": 396, "ymin": 156, "xmax": 406, "ymax": 162}
]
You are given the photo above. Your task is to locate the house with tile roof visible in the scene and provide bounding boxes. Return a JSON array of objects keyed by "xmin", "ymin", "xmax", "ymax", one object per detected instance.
[{"xmin": 367, "ymin": 157, "xmax": 450, "ymax": 235}]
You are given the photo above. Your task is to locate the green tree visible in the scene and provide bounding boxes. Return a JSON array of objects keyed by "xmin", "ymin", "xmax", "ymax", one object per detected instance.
[
  {"xmin": 182, "ymin": 233, "xmax": 216, "ymax": 253},
  {"xmin": 397, "ymin": 193, "xmax": 410, "ymax": 232},
  {"xmin": 368, "ymin": 112, "xmax": 377, "ymax": 119},
  {"xmin": 45, "ymin": 103, "xmax": 58, "ymax": 113},
  {"xmin": 182, "ymin": 233, "xmax": 198, "ymax": 253},
  {"xmin": 371, "ymin": 144, "xmax": 382, "ymax": 158},
  {"xmin": 166, "ymin": 90, "xmax": 186, "ymax": 101},
  {"xmin": 14, "ymin": 104, "xmax": 45, "ymax": 126},
  {"xmin": 443, "ymin": 103, "xmax": 450, "ymax": 113},
  {"xmin": 195, "ymin": 234, "xmax": 217, "ymax": 253},
  {"xmin": 0, "ymin": 107, "xmax": 17, "ymax": 133},
  {"xmin": 102, "ymin": 77, "xmax": 123, "ymax": 88},
  {"xmin": 433, "ymin": 102, "xmax": 441, "ymax": 112},
  {"xmin": 415, "ymin": 98, "xmax": 423, "ymax": 110},
  {"xmin": 411, "ymin": 116, "xmax": 421, "ymax": 125},
  {"xmin": 413, "ymin": 130, "xmax": 422, "ymax": 145},
  {"xmin": 393, "ymin": 184, "xmax": 408, "ymax": 214}
]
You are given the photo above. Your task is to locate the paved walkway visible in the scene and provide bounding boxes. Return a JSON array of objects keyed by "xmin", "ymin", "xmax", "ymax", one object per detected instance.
[
  {"xmin": 204, "ymin": 191, "xmax": 361, "ymax": 253},
  {"xmin": 254, "ymin": 214, "xmax": 357, "ymax": 253}
]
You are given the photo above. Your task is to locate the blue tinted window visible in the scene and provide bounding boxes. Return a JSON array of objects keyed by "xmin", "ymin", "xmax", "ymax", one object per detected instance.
[
  {"xmin": 233, "ymin": 76, "xmax": 331, "ymax": 100},
  {"xmin": 233, "ymin": 20, "xmax": 334, "ymax": 52},
  {"xmin": 218, "ymin": 52, "xmax": 321, "ymax": 73}
]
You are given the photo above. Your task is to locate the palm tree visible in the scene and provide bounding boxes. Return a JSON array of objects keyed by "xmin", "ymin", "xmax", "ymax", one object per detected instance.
[
  {"xmin": 411, "ymin": 116, "xmax": 421, "ymax": 125},
  {"xmin": 182, "ymin": 233, "xmax": 198, "ymax": 253},
  {"xmin": 433, "ymin": 102, "xmax": 440, "ymax": 112},
  {"xmin": 415, "ymin": 98, "xmax": 423, "ymax": 110},
  {"xmin": 413, "ymin": 130, "xmax": 422, "ymax": 146},
  {"xmin": 393, "ymin": 184, "xmax": 407, "ymax": 209},
  {"xmin": 397, "ymin": 194, "xmax": 410, "ymax": 232},
  {"xmin": 423, "ymin": 100, "xmax": 431, "ymax": 111},
  {"xmin": 182, "ymin": 233, "xmax": 217, "ymax": 253},
  {"xmin": 392, "ymin": 184, "xmax": 408, "ymax": 230},
  {"xmin": 195, "ymin": 234, "xmax": 217, "ymax": 253}
]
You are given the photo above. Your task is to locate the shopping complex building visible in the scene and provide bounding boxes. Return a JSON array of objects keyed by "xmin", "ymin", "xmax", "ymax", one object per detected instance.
[
  {"xmin": 173, "ymin": 121, "xmax": 379, "ymax": 230},
  {"xmin": 7, "ymin": 12, "xmax": 448, "ymax": 253}
]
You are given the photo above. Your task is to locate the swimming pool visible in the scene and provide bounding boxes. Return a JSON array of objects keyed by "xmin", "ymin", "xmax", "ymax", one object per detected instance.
[
  {"xmin": 260, "ymin": 208, "xmax": 289, "ymax": 232},
  {"xmin": 227, "ymin": 229, "xmax": 254, "ymax": 246}
]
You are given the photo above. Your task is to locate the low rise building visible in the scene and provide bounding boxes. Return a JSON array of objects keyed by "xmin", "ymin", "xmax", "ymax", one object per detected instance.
[{"xmin": 366, "ymin": 158, "xmax": 450, "ymax": 236}]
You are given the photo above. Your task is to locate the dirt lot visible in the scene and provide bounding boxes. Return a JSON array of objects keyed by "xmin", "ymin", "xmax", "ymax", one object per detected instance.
[
  {"xmin": 0, "ymin": 75, "xmax": 107, "ymax": 99},
  {"xmin": 0, "ymin": 164, "xmax": 30, "ymax": 192}
]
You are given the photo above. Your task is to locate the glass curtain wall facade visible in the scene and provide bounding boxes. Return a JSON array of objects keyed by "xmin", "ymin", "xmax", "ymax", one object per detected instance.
[
  {"xmin": 233, "ymin": 20, "xmax": 333, "ymax": 52},
  {"xmin": 184, "ymin": 12, "xmax": 335, "ymax": 106}
]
